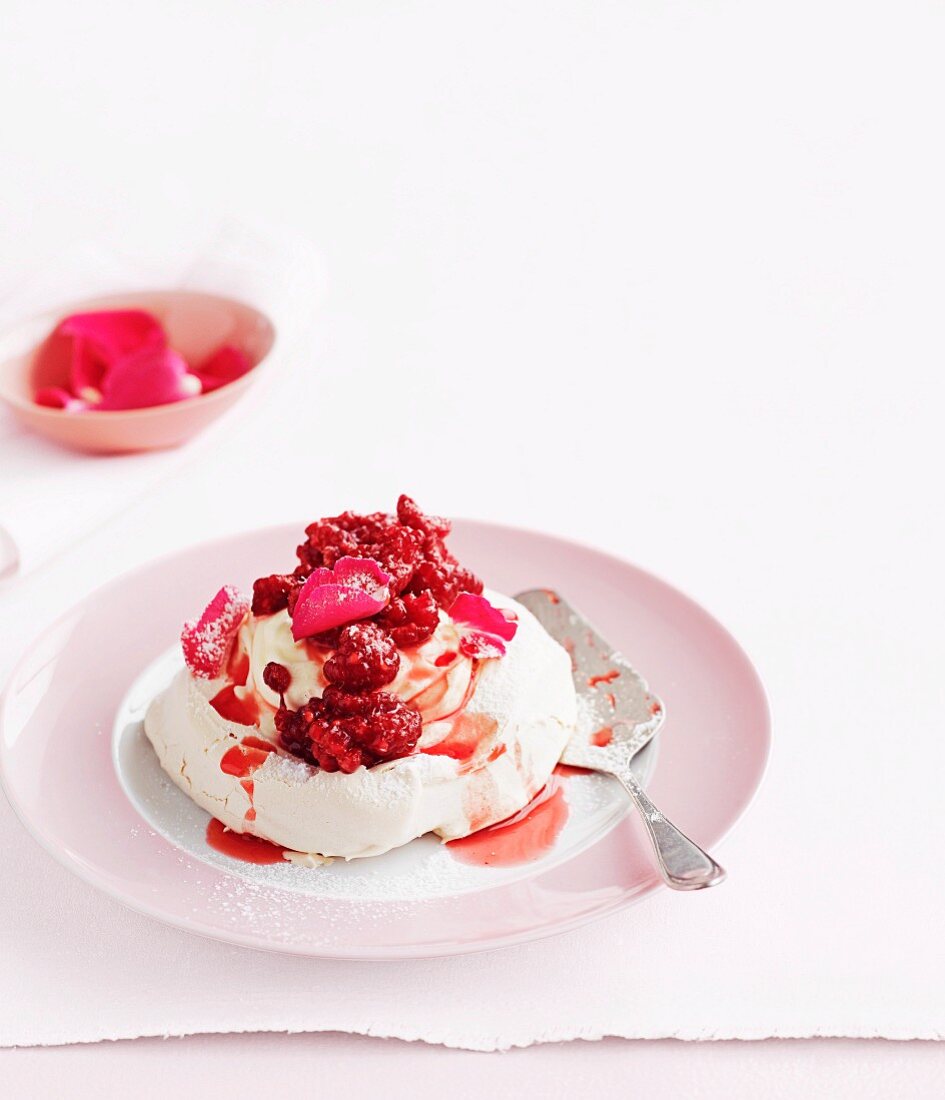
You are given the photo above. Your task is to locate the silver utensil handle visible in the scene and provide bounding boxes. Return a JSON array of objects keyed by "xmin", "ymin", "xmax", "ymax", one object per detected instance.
[{"xmin": 616, "ymin": 767, "xmax": 726, "ymax": 890}]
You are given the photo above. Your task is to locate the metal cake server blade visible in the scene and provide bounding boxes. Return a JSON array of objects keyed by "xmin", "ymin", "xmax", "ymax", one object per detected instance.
[{"xmin": 515, "ymin": 588, "xmax": 726, "ymax": 891}]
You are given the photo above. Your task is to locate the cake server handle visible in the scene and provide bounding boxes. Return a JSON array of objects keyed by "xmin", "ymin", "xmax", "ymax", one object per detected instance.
[{"xmin": 608, "ymin": 761, "xmax": 726, "ymax": 890}]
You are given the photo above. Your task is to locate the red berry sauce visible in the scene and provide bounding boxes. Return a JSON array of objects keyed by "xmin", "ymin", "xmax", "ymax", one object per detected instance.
[
  {"xmin": 205, "ymin": 818, "xmax": 285, "ymax": 865},
  {"xmin": 447, "ymin": 777, "xmax": 569, "ymax": 867},
  {"xmin": 209, "ymin": 684, "xmax": 260, "ymax": 726}
]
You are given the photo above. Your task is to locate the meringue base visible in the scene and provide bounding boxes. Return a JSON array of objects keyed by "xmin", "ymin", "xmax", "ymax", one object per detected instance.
[{"xmin": 143, "ymin": 596, "xmax": 576, "ymax": 860}]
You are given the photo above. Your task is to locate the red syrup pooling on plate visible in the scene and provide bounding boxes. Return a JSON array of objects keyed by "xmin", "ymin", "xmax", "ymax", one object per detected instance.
[
  {"xmin": 205, "ymin": 817, "xmax": 286, "ymax": 865},
  {"xmin": 446, "ymin": 776, "xmax": 569, "ymax": 867}
]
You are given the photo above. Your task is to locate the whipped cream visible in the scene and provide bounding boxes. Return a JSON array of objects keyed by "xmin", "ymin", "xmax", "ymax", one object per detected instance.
[
  {"xmin": 144, "ymin": 591, "xmax": 577, "ymax": 860},
  {"xmin": 244, "ymin": 609, "xmax": 471, "ymax": 721}
]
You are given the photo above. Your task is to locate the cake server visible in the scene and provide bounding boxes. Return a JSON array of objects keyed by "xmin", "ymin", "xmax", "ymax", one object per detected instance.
[{"xmin": 515, "ymin": 588, "xmax": 726, "ymax": 891}]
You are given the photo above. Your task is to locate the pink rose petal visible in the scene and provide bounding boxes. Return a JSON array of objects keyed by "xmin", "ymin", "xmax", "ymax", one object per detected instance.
[
  {"xmin": 33, "ymin": 308, "xmax": 172, "ymax": 411},
  {"xmin": 291, "ymin": 557, "xmax": 391, "ymax": 640},
  {"xmin": 56, "ymin": 310, "xmax": 166, "ymax": 395},
  {"xmin": 448, "ymin": 592, "xmax": 519, "ymax": 659},
  {"xmin": 97, "ymin": 345, "xmax": 199, "ymax": 410},
  {"xmin": 181, "ymin": 585, "xmax": 250, "ymax": 679},
  {"xmin": 33, "ymin": 386, "xmax": 88, "ymax": 412},
  {"xmin": 192, "ymin": 344, "xmax": 252, "ymax": 393}
]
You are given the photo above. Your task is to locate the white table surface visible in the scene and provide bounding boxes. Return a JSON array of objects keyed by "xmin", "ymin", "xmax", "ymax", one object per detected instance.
[{"xmin": 2, "ymin": 0, "xmax": 943, "ymax": 1089}]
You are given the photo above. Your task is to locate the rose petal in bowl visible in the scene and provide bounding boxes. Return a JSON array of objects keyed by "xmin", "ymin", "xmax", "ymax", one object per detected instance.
[
  {"xmin": 449, "ymin": 592, "xmax": 519, "ymax": 659},
  {"xmin": 291, "ymin": 557, "xmax": 391, "ymax": 640},
  {"xmin": 47, "ymin": 310, "xmax": 167, "ymax": 396},
  {"xmin": 192, "ymin": 344, "xmax": 252, "ymax": 393},
  {"xmin": 97, "ymin": 346, "xmax": 199, "ymax": 410},
  {"xmin": 33, "ymin": 386, "xmax": 88, "ymax": 412}
]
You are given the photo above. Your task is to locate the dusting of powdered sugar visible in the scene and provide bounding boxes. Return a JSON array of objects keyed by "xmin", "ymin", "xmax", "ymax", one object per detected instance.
[
  {"xmin": 256, "ymin": 752, "xmax": 313, "ymax": 785},
  {"xmin": 465, "ymin": 591, "xmax": 570, "ymax": 720}
]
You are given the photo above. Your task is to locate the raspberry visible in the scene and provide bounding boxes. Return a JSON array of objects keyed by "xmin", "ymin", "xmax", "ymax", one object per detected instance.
[
  {"xmin": 372, "ymin": 526, "xmax": 426, "ymax": 594},
  {"xmin": 405, "ymin": 560, "xmax": 462, "ymax": 608},
  {"xmin": 262, "ymin": 661, "xmax": 291, "ymax": 696},
  {"xmin": 286, "ymin": 584, "xmax": 303, "ymax": 615},
  {"xmin": 251, "ymin": 574, "xmax": 300, "ymax": 615},
  {"xmin": 396, "ymin": 494, "xmax": 451, "ymax": 538},
  {"xmin": 275, "ymin": 687, "xmax": 421, "ymax": 772},
  {"xmin": 408, "ymin": 559, "xmax": 484, "ymax": 609},
  {"xmin": 323, "ymin": 622, "xmax": 400, "ymax": 691},
  {"xmin": 377, "ymin": 591, "xmax": 440, "ymax": 647},
  {"xmin": 296, "ymin": 522, "xmax": 359, "ymax": 573},
  {"xmin": 453, "ymin": 566, "xmax": 484, "ymax": 598}
]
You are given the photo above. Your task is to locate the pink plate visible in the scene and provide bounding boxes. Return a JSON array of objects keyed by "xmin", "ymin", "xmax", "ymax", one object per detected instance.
[{"xmin": 0, "ymin": 522, "xmax": 770, "ymax": 959}]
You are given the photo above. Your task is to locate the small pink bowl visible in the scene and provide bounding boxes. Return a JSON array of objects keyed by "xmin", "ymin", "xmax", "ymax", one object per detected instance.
[{"xmin": 0, "ymin": 290, "xmax": 276, "ymax": 454}]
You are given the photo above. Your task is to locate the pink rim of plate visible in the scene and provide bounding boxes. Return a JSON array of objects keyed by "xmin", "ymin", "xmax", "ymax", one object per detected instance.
[{"xmin": 0, "ymin": 521, "xmax": 771, "ymax": 959}]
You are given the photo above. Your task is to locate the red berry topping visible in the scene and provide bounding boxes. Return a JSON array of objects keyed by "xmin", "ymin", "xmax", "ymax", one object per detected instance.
[
  {"xmin": 252, "ymin": 573, "xmax": 301, "ymax": 616},
  {"xmin": 308, "ymin": 626, "xmax": 343, "ymax": 648},
  {"xmin": 275, "ymin": 687, "xmax": 421, "ymax": 773},
  {"xmin": 376, "ymin": 591, "xmax": 440, "ymax": 647},
  {"xmin": 405, "ymin": 560, "xmax": 464, "ymax": 607},
  {"xmin": 262, "ymin": 661, "xmax": 291, "ymax": 695},
  {"xmin": 323, "ymin": 622, "xmax": 400, "ymax": 691},
  {"xmin": 298, "ymin": 515, "xmax": 422, "ymax": 595},
  {"xmin": 181, "ymin": 585, "xmax": 249, "ymax": 679},
  {"xmin": 290, "ymin": 495, "xmax": 481, "ymax": 610},
  {"xmin": 396, "ymin": 493, "xmax": 450, "ymax": 538}
]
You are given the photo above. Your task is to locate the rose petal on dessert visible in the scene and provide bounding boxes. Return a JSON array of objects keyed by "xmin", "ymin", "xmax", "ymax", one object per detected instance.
[
  {"xmin": 51, "ymin": 310, "xmax": 167, "ymax": 396},
  {"xmin": 33, "ymin": 386, "xmax": 88, "ymax": 412},
  {"xmin": 97, "ymin": 345, "xmax": 198, "ymax": 410},
  {"xmin": 291, "ymin": 556, "xmax": 391, "ymax": 640},
  {"xmin": 448, "ymin": 592, "xmax": 518, "ymax": 659},
  {"xmin": 181, "ymin": 584, "xmax": 250, "ymax": 679},
  {"xmin": 192, "ymin": 344, "xmax": 252, "ymax": 393}
]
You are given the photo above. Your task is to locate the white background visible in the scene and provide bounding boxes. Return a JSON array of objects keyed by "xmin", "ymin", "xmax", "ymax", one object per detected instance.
[{"xmin": 2, "ymin": 1, "xmax": 944, "ymax": 1094}]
